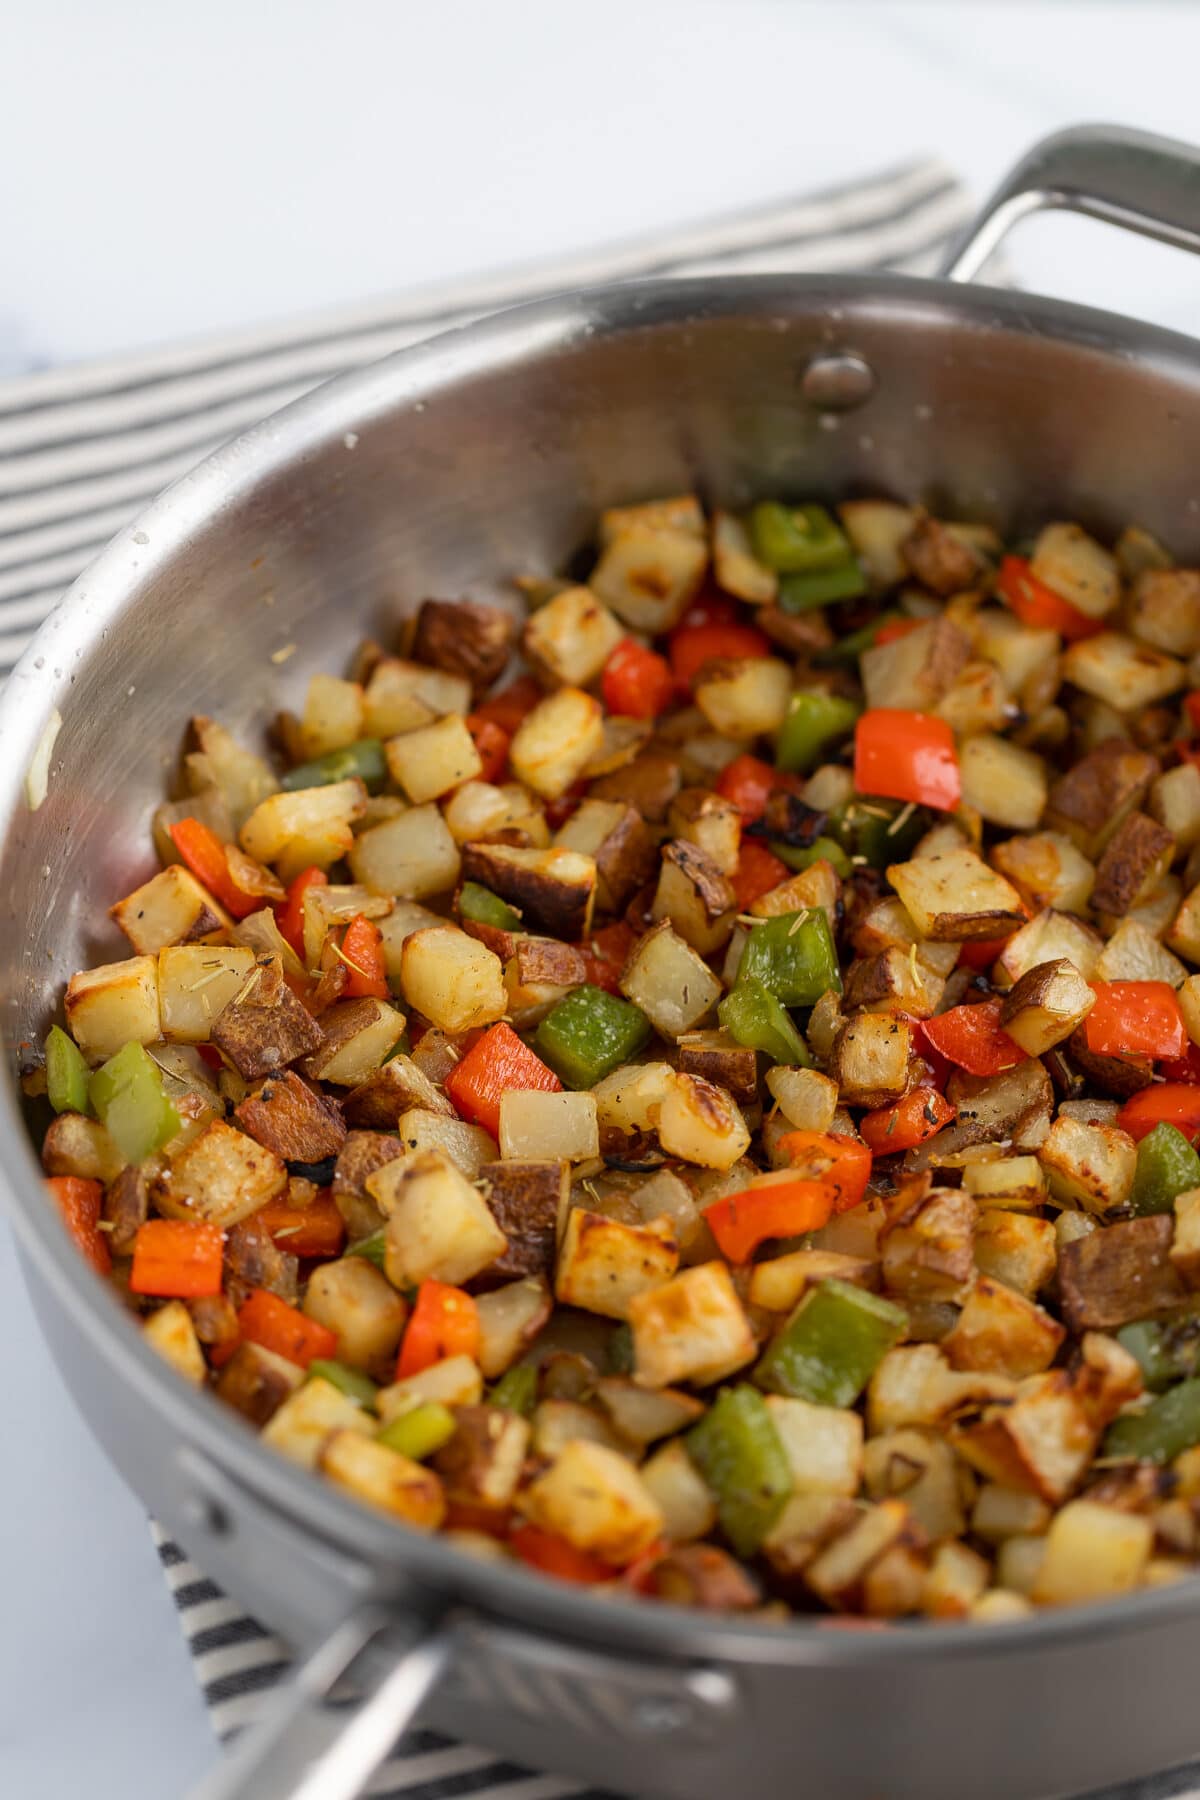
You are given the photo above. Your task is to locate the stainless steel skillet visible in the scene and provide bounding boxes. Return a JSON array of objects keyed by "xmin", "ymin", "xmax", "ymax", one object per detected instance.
[{"xmin": 4, "ymin": 125, "xmax": 1200, "ymax": 1800}]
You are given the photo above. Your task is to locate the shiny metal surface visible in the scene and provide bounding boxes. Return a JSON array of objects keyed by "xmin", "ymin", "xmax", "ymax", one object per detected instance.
[{"xmin": 7, "ymin": 126, "xmax": 1200, "ymax": 1799}]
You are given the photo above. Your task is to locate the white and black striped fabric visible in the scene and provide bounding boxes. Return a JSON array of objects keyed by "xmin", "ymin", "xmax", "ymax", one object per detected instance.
[{"xmin": 0, "ymin": 156, "xmax": 974, "ymax": 679}]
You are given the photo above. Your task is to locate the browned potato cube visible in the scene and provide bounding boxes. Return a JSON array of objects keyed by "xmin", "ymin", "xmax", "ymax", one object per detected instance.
[
  {"xmin": 628, "ymin": 1261, "xmax": 757, "ymax": 1388},
  {"xmin": 942, "ymin": 1277, "xmax": 1064, "ymax": 1377},
  {"xmin": 831, "ymin": 1014, "xmax": 913, "ymax": 1108},
  {"xmin": 460, "ymin": 843, "xmax": 596, "ymax": 940},
  {"xmin": 1090, "ymin": 811, "xmax": 1175, "ymax": 918},
  {"xmin": 1058, "ymin": 1215, "xmax": 1186, "ymax": 1331},
  {"xmin": 650, "ymin": 840, "xmax": 736, "ymax": 956},
  {"xmin": 1043, "ymin": 738, "xmax": 1158, "ymax": 859},
  {"xmin": 555, "ymin": 1208, "xmax": 679, "ymax": 1320},
  {"xmin": 411, "ymin": 599, "xmax": 514, "ymax": 696},
  {"xmin": 887, "ymin": 847, "xmax": 1024, "ymax": 941},
  {"xmin": 999, "ymin": 958, "xmax": 1095, "ymax": 1055}
]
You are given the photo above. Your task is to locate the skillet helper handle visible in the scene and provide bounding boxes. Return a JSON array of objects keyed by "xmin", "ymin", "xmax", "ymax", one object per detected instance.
[
  {"xmin": 942, "ymin": 122, "xmax": 1200, "ymax": 282},
  {"xmin": 187, "ymin": 1604, "xmax": 454, "ymax": 1800}
]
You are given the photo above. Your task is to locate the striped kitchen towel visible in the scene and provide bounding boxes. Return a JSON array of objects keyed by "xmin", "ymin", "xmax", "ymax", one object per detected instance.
[{"xmin": 0, "ymin": 155, "xmax": 976, "ymax": 679}]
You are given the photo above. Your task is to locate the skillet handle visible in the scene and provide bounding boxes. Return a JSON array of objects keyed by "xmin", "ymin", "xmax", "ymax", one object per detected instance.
[
  {"xmin": 942, "ymin": 123, "xmax": 1200, "ymax": 282},
  {"xmin": 186, "ymin": 1604, "xmax": 454, "ymax": 1800}
]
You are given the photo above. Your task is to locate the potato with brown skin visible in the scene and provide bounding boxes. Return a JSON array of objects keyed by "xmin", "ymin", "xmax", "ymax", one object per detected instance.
[
  {"xmin": 677, "ymin": 1031, "xmax": 759, "ymax": 1107},
  {"xmin": 210, "ymin": 960, "xmax": 323, "ymax": 1079},
  {"xmin": 667, "ymin": 788, "xmax": 742, "ymax": 878},
  {"xmin": 999, "ymin": 959, "xmax": 1096, "ymax": 1056},
  {"xmin": 906, "ymin": 1058, "xmax": 1054, "ymax": 1171},
  {"xmin": 831, "ymin": 1015, "xmax": 913, "ymax": 1109},
  {"xmin": 510, "ymin": 937, "xmax": 587, "ymax": 990},
  {"xmin": 651, "ymin": 839, "xmax": 736, "ymax": 956},
  {"xmin": 1043, "ymin": 738, "xmax": 1159, "ymax": 859},
  {"xmin": 102, "ymin": 1163, "xmax": 149, "ymax": 1256},
  {"xmin": 1063, "ymin": 1027, "xmax": 1154, "ymax": 1101},
  {"xmin": 554, "ymin": 800, "xmax": 658, "ymax": 911},
  {"xmin": 476, "ymin": 1159, "xmax": 567, "ymax": 1284},
  {"xmin": 341, "ymin": 1054, "xmax": 454, "ymax": 1129},
  {"xmin": 589, "ymin": 750, "xmax": 683, "ymax": 823},
  {"xmin": 410, "ymin": 599, "xmax": 514, "ymax": 696},
  {"xmin": 234, "ymin": 1069, "xmax": 347, "ymax": 1163},
  {"xmin": 215, "ymin": 1341, "xmax": 304, "ymax": 1427},
  {"xmin": 1058, "ymin": 1216, "xmax": 1188, "ymax": 1332},
  {"xmin": 901, "ymin": 513, "xmax": 987, "ymax": 595},
  {"xmin": 880, "ymin": 1188, "xmax": 977, "ymax": 1304},
  {"xmin": 224, "ymin": 1215, "xmax": 300, "ymax": 1309},
  {"xmin": 331, "ymin": 1130, "xmax": 406, "ymax": 1239},
  {"xmin": 1089, "ymin": 811, "xmax": 1176, "ymax": 918},
  {"xmin": 757, "ymin": 604, "xmax": 834, "ymax": 657},
  {"xmin": 431, "ymin": 1404, "xmax": 531, "ymax": 1508},
  {"xmin": 461, "ymin": 842, "xmax": 596, "ymax": 939}
]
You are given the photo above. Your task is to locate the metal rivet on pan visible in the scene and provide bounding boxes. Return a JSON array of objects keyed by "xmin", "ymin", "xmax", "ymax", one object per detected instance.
[{"xmin": 801, "ymin": 351, "xmax": 876, "ymax": 411}]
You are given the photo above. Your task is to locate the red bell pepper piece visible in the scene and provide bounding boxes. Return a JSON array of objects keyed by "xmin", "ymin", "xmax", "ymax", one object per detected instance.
[
  {"xmin": 776, "ymin": 1131, "xmax": 872, "ymax": 1212},
  {"xmin": 577, "ymin": 920, "xmax": 637, "ymax": 994},
  {"xmin": 704, "ymin": 1178, "xmax": 836, "ymax": 1263},
  {"xmin": 472, "ymin": 675, "xmax": 542, "ymax": 736},
  {"xmin": 255, "ymin": 1189, "xmax": 346, "ymax": 1259},
  {"xmin": 443, "ymin": 1020, "xmax": 561, "ymax": 1139},
  {"xmin": 996, "ymin": 555, "xmax": 1103, "ymax": 642},
  {"xmin": 543, "ymin": 782, "xmax": 588, "ymax": 831},
  {"xmin": 1160, "ymin": 1043, "xmax": 1200, "ymax": 1084},
  {"xmin": 674, "ymin": 591, "xmax": 741, "ymax": 633},
  {"xmin": 731, "ymin": 840, "xmax": 787, "ymax": 910},
  {"xmin": 169, "ymin": 816, "xmax": 259, "ymax": 920},
  {"xmin": 872, "ymin": 618, "xmax": 922, "ymax": 647},
  {"xmin": 854, "ymin": 709, "xmax": 961, "ymax": 812},
  {"xmin": 465, "ymin": 714, "xmax": 510, "ymax": 783},
  {"xmin": 920, "ymin": 997, "xmax": 1027, "ymax": 1077},
  {"xmin": 276, "ymin": 865, "xmax": 328, "ymax": 962},
  {"xmin": 339, "ymin": 914, "xmax": 389, "ymax": 999},
  {"xmin": 1085, "ymin": 981, "xmax": 1186, "ymax": 1061},
  {"xmin": 860, "ymin": 1088, "xmax": 956, "ymax": 1154},
  {"xmin": 601, "ymin": 638, "xmax": 676, "ymax": 719},
  {"xmin": 958, "ymin": 932, "xmax": 1017, "ymax": 972},
  {"xmin": 1185, "ymin": 692, "xmax": 1200, "ymax": 736},
  {"xmin": 130, "ymin": 1219, "xmax": 225, "ymax": 1297},
  {"xmin": 396, "ymin": 1281, "xmax": 480, "ymax": 1379},
  {"xmin": 238, "ymin": 1288, "xmax": 338, "ymax": 1368},
  {"xmin": 45, "ymin": 1175, "xmax": 111, "ymax": 1277},
  {"xmin": 509, "ymin": 1523, "xmax": 614, "ymax": 1584},
  {"xmin": 1117, "ymin": 1084, "xmax": 1200, "ymax": 1144},
  {"xmin": 715, "ymin": 754, "xmax": 789, "ymax": 827},
  {"xmin": 668, "ymin": 620, "xmax": 770, "ymax": 688}
]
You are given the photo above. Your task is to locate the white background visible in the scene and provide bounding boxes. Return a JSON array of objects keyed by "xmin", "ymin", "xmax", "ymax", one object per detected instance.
[{"xmin": 2, "ymin": 2, "xmax": 1200, "ymax": 1794}]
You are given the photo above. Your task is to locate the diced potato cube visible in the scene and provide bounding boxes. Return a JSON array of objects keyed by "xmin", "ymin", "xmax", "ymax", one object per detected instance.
[
  {"xmin": 973, "ymin": 607, "xmax": 1058, "ymax": 691},
  {"xmin": 971, "ymin": 1483, "xmax": 1051, "ymax": 1543},
  {"xmin": 994, "ymin": 909, "xmax": 1103, "ymax": 986},
  {"xmin": 522, "ymin": 1439, "xmax": 664, "ymax": 1564},
  {"xmin": 1031, "ymin": 1500, "xmax": 1152, "ymax": 1606},
  {"xmin": 959, "ymin": 735, "xmax": 1047, "ymax": 831},
  {"xmin": 65, "ymin": 955, "xmax": 161, "ymax": 1064},
  {"xmin": 1038, "ymin": 1115, "xmax": 1137, "ymax": 1215},
  {"xmin": 400, "ymin": 926, "xmax": 506, "ymax": 1033},
  {"xmin": 474, "ymin": 1276, "xmax": 552, "ymax": 1377},
  {"xmin": 922, "ymin": 1541, "xmax": 990, "ymax": 1619},
  {"xmin": 830, "ymin": 1015, "xmax": 912, "ymax": 1108},
  {"xmin": 838, "ymin": 499, "xmax": 917, "ymax": 590},
  {"xmin": 990, "ymin": 831, "xmax": 1094, "ymax": 916},
  {"xmin": 373, "ymin": 1148, "xmax": 508, "ymax": 1286},
  {"xmin": 362, "ymin": 657, "xmax": 471, "ymax": 738},
  {"xmin": 556, "ymin": 1208, "xmax": 678, "ymax": 1319},
  {"xmin": 862, "ymin": 1429, "xmax": 965, "ymax": 1541},
  {"xmin": 385, "ymin": 714, "xmax": 482, "ymax": 804},
  {"xmin": 111, "ymin": 864, "xmax": 232, "ymax": 955},
  {"xmin": 599, "ymin": 495, "xmax": 705, "ymax": 544},
  {"xmin": 377, "ymin": 1355, "xmax": 483, "ymax": 1419},
  {"xmin": 591, "ymin": 1062, "xmax": 676, "ymax": 1135},
  {"xmin": 1091, "ymin": 811, "xmax": 1175, "ymax": 922},
  {"xmin": 942, "ymin": 1277, "xmax": 1064, "ymax": 1377},
  {"xmin": 1095, "ymin": 918, "xmax": 1187, "ymax": 987},
  {"xmin": 157, "ymin": 945, "xmax": 258, "ymax": 1044},
  {"xmin": 998, "ymin": 957, "xmax": 1095, "ymax": 1055},
  {"xmin": 300, "ymin": 674, "xmax": 365, "ymax": 758},
  {"xmin": 749, "ymin": 861, "xmax": 839, "ymax": 937},
  {"xmin": 509, "ymin": 687, "xmax": 605, "ymax": 799},
  {"xmin": 1167, "ymin": 883, "xmax": 1200, "ymax": 965},
  {"xmin": 1044, "ymin": 739, "xmax": 1157, "ymax": 859},
  {"xmin": 1063, "ymin": 631, "xmax": 1185, "ymax": 712},
  {"xmin": 1151, "ymin": 760, "xmax": 1200, "ymax": 853},
  {"xmin": 348, "ymin": 804, "xmax": 461, "ymax": 900},
  {"xmin": 639, "ymin": 1438, "xmax": 718, "ymax": 1543},
  {"xmin": 239, "ymin": 779, "xmax": 367, "ymax": 876},
  {"xmin": 963, "ymin": 1155, "xmax": 1047, "ymax": 1209},
  {"xmin": 523, "ymin": 584, "xmax": 624, "ymax": 687},
  {"xmin": 974, "ymin": 1211, "xmax": 1057, "ymax": 1298},
  {"xmin": 861, "ymin": 617, "xmax": 970, "ymax": 712},
  {"xmin": 303, "ymin": 1258, "xmax": 408, "ymax": 1372},
  {"xmin": 764, "ymin": 1395, "xmax": 863, "ymax": 1496},
  {"xmin": 462, "ymin": 842, "xmax": 596, "ymax": 940},
  {"xmin": 1030, "ymin": 522, "xmax": 1118, "ymax": 618},
  {"xmin": 804, "ymin": 1499, "xmax": 917, "ymax": 1610},
  {"xmin": 1128, "ymin": 568, "xmax": 1200, "ymax": 657},
  {"xmin": 500, "ymin": 1091, "xmax": 599, "ymax": 1163},
  {"xmin": 765, "ymin": 1066, "xmax": 839, "ymax": 1132},
  {"xmin": 590, "ymin": 523, "xmax": 708, "ymax": 634},
  {"xmin": 711, "ymin": 510, "xmax": 777, "ymax": 604},
  {"xmin": 667, "ymin": 788, "xmax": 741, "ymax": 878},
  {"xmin": 867, "ymin": 1344, "xmax": 1015, "ymax": 1436},
  {"xmin": 304, "ymin": 998, "xmax": 407, "ymax": 1085},
  {"xmin": 619, "ymin": 920, "xmax": 722, "ymax": 1039},
  {"xmin": 157, "ymin": 1118, "xmax": 286, "ymax": 1226},
  {"xmin": 628, "ymin": 1261, "xmax": 757, "ymax": 1388},
  {"xmin": 657, "ymin": 1073, "xmax": 751, "ymax": 1170},
  {"xmin": 319, "ymin": 1430, "xmax": 445, "ymax": 1530},
  {"xmin": 887, "ymin": 847, "xmax": 1023, "ymax": 942},
  {"xmin": 881, "ymin": 1188, "xmax": 976, "ymax": 1304},
  {"xmin": 142, "ymin": 1299, "xmax": 206, "ymax": 1384},
  {"xmin": 748, "ymin": 1249, "xmax": 877, "ymax": 1313},
  {"xmin": 694, "ymin": 657, "xmax": 792, "ymax": 739},
  {"xmin": 261, "ymin": 1376, "xmax": 373, "ymax": 1468},
  {"xmin": 650, "ymin": 841, "xmax": 736, "ymax": 956},
  {"xmin": 41, "ymin": 1113, "xmax": 124, "ymax": 1182},
  {"xmin": 554, "ymin": 798, "xmax": 656, "ymax": 913}
]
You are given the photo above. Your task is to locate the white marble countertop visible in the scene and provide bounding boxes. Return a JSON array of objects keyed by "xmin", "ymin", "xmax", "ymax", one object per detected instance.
[{"xmin": 3, "ymin": 1, "xmax": 1200, "ymax": 1794}]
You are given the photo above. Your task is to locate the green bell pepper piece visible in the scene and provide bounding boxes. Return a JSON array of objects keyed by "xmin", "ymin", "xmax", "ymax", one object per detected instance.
[
  {"xmin": 490, "ymin": 1364, "xmax": 538, "ymax": 1416},
  {"xmin": 45, "ymin": 1025, "xmax": 91, "ymax": 1116},
  {"xmin": 775, "ymin": 690, "xmax": 860, "ymax": 774},
  {"xmin": 281, "ymin": 738, "xmax": 387, "ymax": 794},
  {"xmin": 1104, "ymin": 1377, "xmax": 1200, "ymax": 1464},
  {"xmin": 829, "ymin": 798, "xmax": 926, "ymax": 870},
  {"xmin": 749, "ymin": 502, "xmax": 852, "ymax": 574},
  {"xmin": 719, "ymin": 977, "xmax": 812, "ymax": 1066},
  {"xmin": 777, "ymin": 561, "xmax": 868, "ymax": 613},
  {"xmin": 378, "ymin": 1402, "xmax": 458, "ymax": 1461},
  {"xmin": 308, "ymin": 1360, "xmax": 379, "ymax": 1409},
  {"xmin": 768, "ymin": 835, "xmax": 853, "ymax": 879},
  {"xmin": 534, "ymin": 984, "xmax": 651, "ymax": 1089},
  {"xmin": 347, "ymin": 1227, "xmax": 388, "ymax": 1269},
  {"xmin": 88, "ymin": 1043, "xmax": 181, "ymax": 1164},
  {"xmin": 1129, "ymin": 1122, "xmax": 1200, "ymax": 1216},
  {"xmin": 737, "ymin": 910, "xmax": 841, "ymax": 1008},
  {"xmin": 814, "ymin": 611, "xmax": 903, "ymax": 667},
  {"xmin": 1117, "ymin": 1309, "xmax": 1200, "ymax": 1392},
  {"xmin": 685, "ymin": 1384, "xmax": 792, "ymax": 1557},
  {"xmin": 381, "ymin": 1032, "xmax": 412, "ymax": 1064},
  {"xmin": 606, "ymin": 1321, "xmax": 635, "ymax": 1374},
  {"xmin": 459, "ymin": 881, "xmax": 523, "ymax": 932},
  {"xmin": 755, "ymin": 1278, "xmax": 907, "ymax": 1406}
]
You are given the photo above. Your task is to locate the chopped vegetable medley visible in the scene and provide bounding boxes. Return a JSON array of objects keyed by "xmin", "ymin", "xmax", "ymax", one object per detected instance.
[{"xmin": 33, "ymin": 493, "xmax": 1200, "ymax": 1624}]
